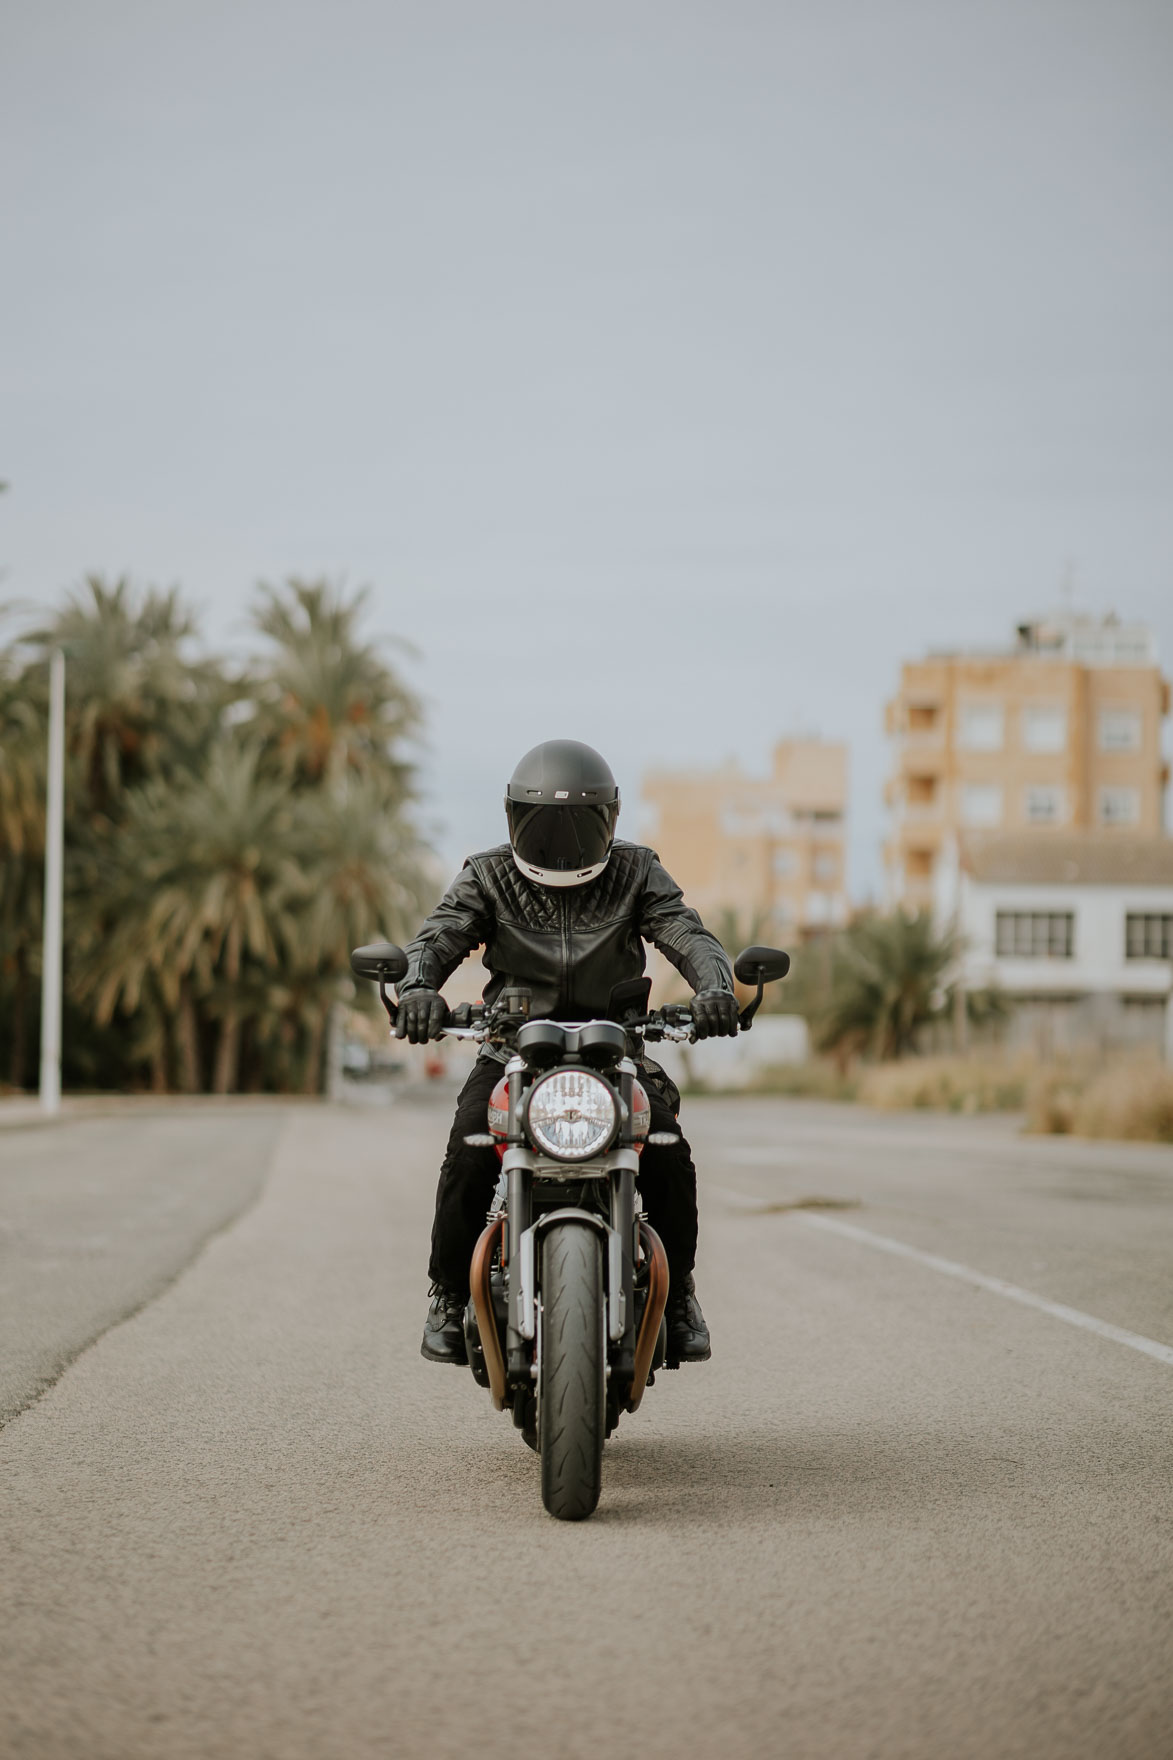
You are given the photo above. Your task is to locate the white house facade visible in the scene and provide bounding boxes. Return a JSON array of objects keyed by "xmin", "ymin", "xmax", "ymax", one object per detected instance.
[{"xmin": 934, "ymin": 834, "xmax": 1173, "ymax": 1055}]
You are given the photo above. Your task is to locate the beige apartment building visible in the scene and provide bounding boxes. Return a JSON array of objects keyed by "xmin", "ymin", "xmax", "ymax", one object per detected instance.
[
  {"xmin": 885, "ymin": 611, "xmax": 1170, "ymax": 911},
  {"xmin": 641, "ymin": 738, "xmax": 849, "ymax": 943}
]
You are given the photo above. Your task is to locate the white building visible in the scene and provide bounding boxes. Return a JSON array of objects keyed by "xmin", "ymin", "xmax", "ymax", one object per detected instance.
[{"xmin": 935, "ymin": 833, "xmax": 1173, "ymax": 1056}]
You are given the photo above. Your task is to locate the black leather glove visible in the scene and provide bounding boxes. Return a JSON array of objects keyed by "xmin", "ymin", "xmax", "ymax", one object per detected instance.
[
  {"xmin": 691, "ymin": 990, "xmax": 739, "ymax": 1039},
  {"xmin": 395, "ymin": 990, "xmax": 448, "ymax": 1043}
]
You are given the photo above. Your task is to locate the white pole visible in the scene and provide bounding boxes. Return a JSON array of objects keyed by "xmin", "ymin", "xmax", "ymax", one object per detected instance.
[{"xmin": 39, "ymin": 648, "xmax": 65, "ymax": 1116}]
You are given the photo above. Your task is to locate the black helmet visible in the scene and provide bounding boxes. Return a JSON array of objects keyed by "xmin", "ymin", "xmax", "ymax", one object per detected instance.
[{"xmin": 505, "ymin": 740, "xmax": 620, "ymax": 887}]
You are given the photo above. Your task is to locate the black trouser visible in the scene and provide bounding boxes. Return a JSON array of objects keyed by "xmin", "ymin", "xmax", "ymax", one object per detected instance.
[{"xmin": 428, "ymin": 1057, "xmax": 699, "ymax": 1298}]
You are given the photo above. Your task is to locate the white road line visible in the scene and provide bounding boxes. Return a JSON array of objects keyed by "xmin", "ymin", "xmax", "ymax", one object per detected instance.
[{"xmin": 798, "ymin": 1211, "xmax": 1173, "ymax": 1370}]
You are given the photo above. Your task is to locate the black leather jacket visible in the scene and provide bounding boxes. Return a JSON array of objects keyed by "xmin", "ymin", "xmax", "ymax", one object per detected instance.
[{"xmin": 401, "ymin": 841, "xmax": 734, "ymax": 1028}]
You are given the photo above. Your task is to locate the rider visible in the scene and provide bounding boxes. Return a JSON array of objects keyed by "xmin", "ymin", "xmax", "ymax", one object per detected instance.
[{"xmin": 396, "ymin": 739, "xmax": 739, "ymax": 1367}]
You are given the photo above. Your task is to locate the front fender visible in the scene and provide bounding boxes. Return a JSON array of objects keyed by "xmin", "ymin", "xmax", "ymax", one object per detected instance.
[{"xmin": 519, "ymin": 1209, "xmax": 623, "ymax": 1344}]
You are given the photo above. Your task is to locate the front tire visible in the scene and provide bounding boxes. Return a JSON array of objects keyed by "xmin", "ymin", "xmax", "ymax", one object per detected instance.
[{"xmin": 538, "ymin": 1225, "xmax": 605, "ymax": 1521}]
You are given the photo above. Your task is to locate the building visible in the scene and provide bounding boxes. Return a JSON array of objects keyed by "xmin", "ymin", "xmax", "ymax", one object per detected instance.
[
  {"xmin": 885, "ymin": 610, "xmax": 1170, "ymax": 912},
  {"xmin": 641, "ymin": 738, "xmax": 849, "ymax": 943},
  {"xmin": 935, "ymin": 832, "xmax": 1173, "ymax": 1056}
]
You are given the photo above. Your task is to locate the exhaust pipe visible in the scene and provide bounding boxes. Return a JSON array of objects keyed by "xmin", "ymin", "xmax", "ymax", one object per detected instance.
[
  {"xmin": 626, "ymin": 1222, "xmax": 669, "ymax": 1413},
  {"xmin": 470, "ymin": 1216, "xmax": 507, "ymax": 1411}
]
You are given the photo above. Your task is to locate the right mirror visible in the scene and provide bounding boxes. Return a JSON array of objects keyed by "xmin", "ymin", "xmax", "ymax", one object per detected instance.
[
  {"xmin": 733, "ymin": 944, "xmax": 791, "ymax": 985},
  {"xmin": 350, "ymin": 941, "xmax": 409, "ymax": 982}
]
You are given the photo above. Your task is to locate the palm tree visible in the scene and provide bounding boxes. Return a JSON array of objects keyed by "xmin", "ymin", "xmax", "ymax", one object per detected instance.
[
  {"xmin": 79, "ymin": 743, "xmax": 303, "ymax": 1093},
  {"xmin": 0, "ymin": 647, "xmax": 47, "ymax": 1086},
  {"xmin": 25, "ymin": 574, "xmax": 428, "ymax": 1096},
  {"xmin": 279, "ymin": 773, "xmax": 431, "ymax": 1090},
  {"xmin": 816, "ymin": 911, "xmax": 957, "ymax": 1062},
  {"xmin": 23, "ymin": 575, "xmax": 221, "ymax": 812},
  {"xmin": 250, "ymin": 578, "xmax": 420, "ymax": 791}
]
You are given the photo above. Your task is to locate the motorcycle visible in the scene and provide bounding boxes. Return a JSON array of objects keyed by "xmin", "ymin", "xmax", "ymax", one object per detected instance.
[{"xmin": 349, "ymin": 941, "xmax": 791, "ymax": 1520}]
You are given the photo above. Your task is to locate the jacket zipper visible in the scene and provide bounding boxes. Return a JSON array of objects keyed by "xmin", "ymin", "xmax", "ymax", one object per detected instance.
[{"xmin": 559, "ymin": 890, "xmax": 571, "ymax": 1012}]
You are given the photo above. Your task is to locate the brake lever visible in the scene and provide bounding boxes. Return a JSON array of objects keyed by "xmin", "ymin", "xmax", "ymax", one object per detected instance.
[
  {"xmin": 377, "ymin": 975, "xmax": 398, "ymax": 1028},
  {"xmin": 626, "ymin": 1009, "xmax": 696, "ymax": 1046}
]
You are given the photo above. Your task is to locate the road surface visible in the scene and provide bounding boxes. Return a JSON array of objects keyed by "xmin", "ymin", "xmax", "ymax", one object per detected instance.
[{"xmin": 1, "ymin": 1092, "xmax": 1171, "ymax": 1759}]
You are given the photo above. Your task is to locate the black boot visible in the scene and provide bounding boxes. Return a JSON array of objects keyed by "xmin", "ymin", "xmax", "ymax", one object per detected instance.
[
  {"xmin": 421, "ymin": 1283, "xmax": 469, "ymax": 1364},
  {"xmin": 666, "ymin": 1273, "xmax": 711, "ymax": 1366}
]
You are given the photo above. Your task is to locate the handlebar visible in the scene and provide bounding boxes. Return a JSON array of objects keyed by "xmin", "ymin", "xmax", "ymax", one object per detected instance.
[
  {"xmin": 380, "ymin": 992, "xmax": 702, "ymax": 1047},
  {"xmin": 443, "ymin": 1007, "xmax": 699, "ymax": 1046},
  {"xmin": 356, "ymin": 939, "xmax": 787, "ymax": 1045}
]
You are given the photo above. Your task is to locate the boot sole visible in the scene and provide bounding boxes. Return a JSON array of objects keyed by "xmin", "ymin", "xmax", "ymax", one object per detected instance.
[
  {"xmin": 665, "ymin": 1344, "xmax": 712, "ymax": 1369},
  {"xmin": 420, "ymin": 1340, "xmax": 468, "ymax": 1365}
]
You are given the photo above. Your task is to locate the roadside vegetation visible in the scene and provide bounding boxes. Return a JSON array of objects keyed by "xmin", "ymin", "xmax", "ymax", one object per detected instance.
[
  {"xmin": 715, "ymin": 913, "xmax": 1172, "ymax": 1142},
  {"xmin": 728, "ymin": 1050, "xmax": 1173, "ymax": 1141},
  {"xmin": 1024, "ymin": 1056, "xmax": 1173, "ymax": 1143},
  {"xmin": 858, "ymin": 1053, "xmax": 1031, "ymax": 1114},
  {"xmin": 0, "ymin": 577, "xmax": 427, "ymax": 1095}
]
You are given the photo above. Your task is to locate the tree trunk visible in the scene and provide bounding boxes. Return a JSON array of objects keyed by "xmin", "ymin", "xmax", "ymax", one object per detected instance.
[
  {"xmin": 302, "ymin": 1012, "xmax": 325, "ymax": 1096},
  {"xmin": 177, "ymin": 982, "xmax": 202, "ymax": 1093},
  {"xmin": 213, "ymin": 1011, "xmax": 240, "ymax": 1095},
  {"xmin": 9, "ymin": 946, "xmax": 28, "ymax": 1089}
]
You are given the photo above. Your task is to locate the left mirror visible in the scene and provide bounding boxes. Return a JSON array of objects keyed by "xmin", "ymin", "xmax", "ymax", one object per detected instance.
[
  {"xmin": 733, "ymin": 944, "xmax": 791, "ymax": 985},
  {"xmin": 350, "ymin": 942, "xmax": 409, "ymax": 982}
]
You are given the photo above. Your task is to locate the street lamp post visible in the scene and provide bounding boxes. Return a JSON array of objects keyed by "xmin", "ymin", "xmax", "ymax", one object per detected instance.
[{"xmin": 39, "ymin": 647, "xmax": 65, "ymax": 1115}]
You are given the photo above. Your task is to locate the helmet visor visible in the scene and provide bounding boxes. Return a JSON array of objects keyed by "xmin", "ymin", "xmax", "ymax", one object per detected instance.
[{"xmin": 507, "ymin": 801, "xmax": 616, "ymax": 873}]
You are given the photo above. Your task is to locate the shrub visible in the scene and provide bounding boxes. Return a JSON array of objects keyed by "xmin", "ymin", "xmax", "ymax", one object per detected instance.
[
  {"xmin": 743, "ymin": 1060, "xmax": 859, "ymax": 1102},
  {"xmin": 859, "ymin": 1054, "xmax": 1030, "ymax": 1114},
  {"xmin": 1071, "ymin": 1062, "xmax": 1173, "ymax": 1143},
  {"xmin": 1023, "ymin": 1065, "xmax": 1083, "ymax": 1135}
]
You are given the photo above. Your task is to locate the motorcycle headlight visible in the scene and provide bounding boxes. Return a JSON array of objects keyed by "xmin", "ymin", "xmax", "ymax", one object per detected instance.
[{"xmin": 526, "ymin": 1069, "xmax": 617, "ymax": 1161}]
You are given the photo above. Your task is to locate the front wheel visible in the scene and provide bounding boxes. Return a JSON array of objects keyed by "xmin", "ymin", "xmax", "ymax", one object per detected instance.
[{"xmin": 538, "ymin": 1225, "xmax": 606, "ymax": 1521}]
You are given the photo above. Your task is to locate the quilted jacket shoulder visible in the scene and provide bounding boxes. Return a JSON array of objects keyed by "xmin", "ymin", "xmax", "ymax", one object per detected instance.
[
  {"xmin": 401, "ymin": 836, "xmax": 731, "ymax": 1011},
  {"xmin": 466, "ymin": 840, "xmax": 653, "ymax": 927}
]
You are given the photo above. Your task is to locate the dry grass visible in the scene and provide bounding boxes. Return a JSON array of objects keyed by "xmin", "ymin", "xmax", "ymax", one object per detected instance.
[
  {"xmin": 741, "ymin": 1060, "xmax": 859, "ymax": 1102},
  {"xmin": 1026, "ymin": 1056, "xmax": 1173, "ymax": 1143},
  {"xmin": 857, "ymin": 1054, "xmax": 1032, "ymax": 1115},
  {"xmin": 1023, "ymin": 1063, "xmax": 1086, "ymax": 1136},
  {"xmin": 716, "ymin": 1048, "xmax": 1173, "ymax": 1142}
]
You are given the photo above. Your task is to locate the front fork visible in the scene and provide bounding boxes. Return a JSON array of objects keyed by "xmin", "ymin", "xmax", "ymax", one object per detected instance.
[{"xmin": 469, "ymin": 1059, "xmax": 669, "ymax": 1415}]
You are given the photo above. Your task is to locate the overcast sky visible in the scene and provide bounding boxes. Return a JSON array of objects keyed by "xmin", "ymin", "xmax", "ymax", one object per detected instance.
[{"xmin": 3, "ymin": 0, "xmax": 1171, "ymax": 894}]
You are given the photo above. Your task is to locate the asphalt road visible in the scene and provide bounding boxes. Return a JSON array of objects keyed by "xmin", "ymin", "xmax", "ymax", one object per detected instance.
[
  {"xmin": 1, "ymin": 1092, "xmax": 1171, "ymax": 1760},
  {"xmin": 0, "ymin": 1102, "xmax": 287, "ymax": 1425}
]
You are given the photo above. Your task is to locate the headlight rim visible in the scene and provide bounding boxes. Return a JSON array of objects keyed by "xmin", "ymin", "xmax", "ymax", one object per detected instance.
[{"xmin": 524, "ymin": 1066, "xmax": 620, "ymax": 1161}]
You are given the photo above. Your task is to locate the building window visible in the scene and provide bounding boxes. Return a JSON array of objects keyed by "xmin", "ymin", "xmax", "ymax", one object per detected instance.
[
  {"xmin": 961, "ymin": 783, "xmax": 1003, "ymax": 827},
  {"xmin": 806, "ymin": 892, "xmax": 832, "ymax": 924},
  {"xmin": 1021, "ymin": 705, "xmax": 1066, "ymax": 753},
  {"xmin": 1024, "ymin": 785, "xmax": 1065, "ymax": 825},
  {"xmin": 1099, "ymin": 709, "xmax": 1141, "ymax": 752},
  {"xmin": 907, "ymin": 702, "xmax": 940, "ymax": 734},
  {"xmin": 773, "ymin": 848, "xmax": 797, "ymax": 877},
  {"xmin": 995, "ymin": 911, "xmax": 1075, "ymax": 958},
  {"xmin": 906, "ymin": 774, "xmax": 936, "ymax": 806},
  {"xmin": 906, "ymin": 848, "xmax": 934, "ymax": 880},
  {"xmin": 813, "ymin": 852, "xmax": 838, "ymax": 880},
  {"xmin": 1099, "ymin": 786, "xmax": 1139, "ymax": 826},
  {"xmin": 958, "ymin": 703, "xmax": 1004, "ymax": 751},
  {"xmin": 1125, "ymin": 913, "xmax": 1173, "ymax": 960}
]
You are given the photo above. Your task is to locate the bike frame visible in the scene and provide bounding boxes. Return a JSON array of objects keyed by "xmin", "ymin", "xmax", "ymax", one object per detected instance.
[{"xmin": 469, "ymin": 1040, "xmax": 669, "ymax": 1417}]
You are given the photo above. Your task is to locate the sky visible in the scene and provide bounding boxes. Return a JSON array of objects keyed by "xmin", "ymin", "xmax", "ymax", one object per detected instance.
[{"xmin": 3, "ymin": 0, "xmax": 1171, "ymax": 894}]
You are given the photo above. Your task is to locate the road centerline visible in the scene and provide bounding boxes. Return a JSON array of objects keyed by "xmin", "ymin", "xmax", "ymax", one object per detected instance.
[{"xmin": 797, "ymin": 1211, "xmax": 1173, "ymax": 1370}]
